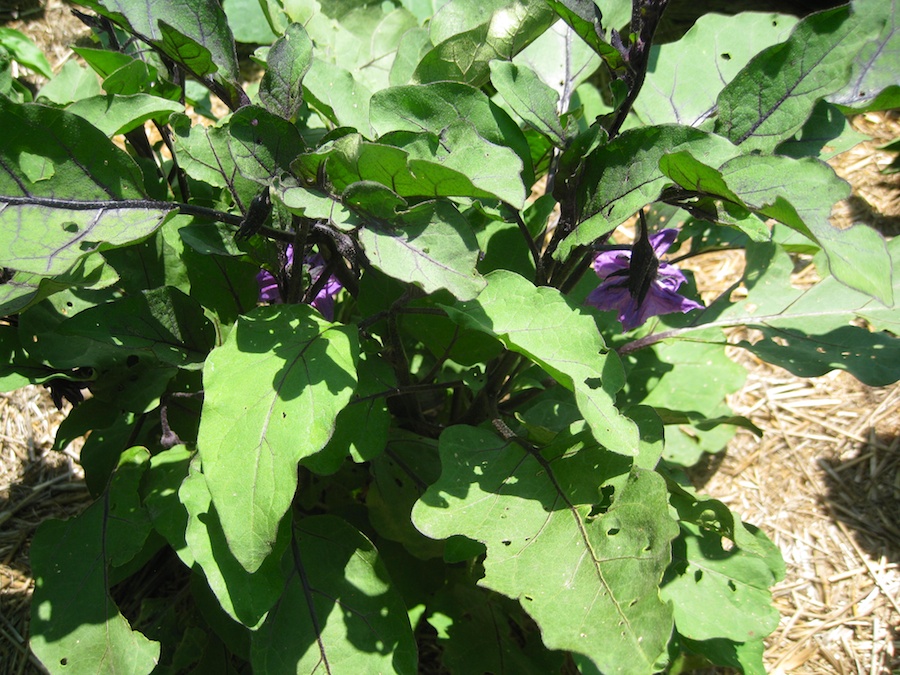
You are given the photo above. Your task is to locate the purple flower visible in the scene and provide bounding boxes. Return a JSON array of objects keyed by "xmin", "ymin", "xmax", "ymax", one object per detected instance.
[
  {"xmin": 585, "ymin": 228, "xmax": 702, "ymax": 331},
  {"xmin": 257, "ymin": 246, "xmax": 342, "ymax": 320}
]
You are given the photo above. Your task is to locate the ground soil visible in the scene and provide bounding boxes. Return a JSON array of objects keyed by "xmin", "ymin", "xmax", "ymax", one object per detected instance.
[{"xmin": 1, "ymin": 2, "xmax": 898, "ymax": 673}]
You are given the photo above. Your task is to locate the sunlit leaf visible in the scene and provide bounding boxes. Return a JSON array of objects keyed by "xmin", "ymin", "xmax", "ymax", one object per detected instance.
[{"xmin": 197, "ymin": 305, "xmax": 358, "ymax": 572}]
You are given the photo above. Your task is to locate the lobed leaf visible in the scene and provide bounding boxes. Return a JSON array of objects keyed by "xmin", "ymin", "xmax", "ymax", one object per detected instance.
[
  {"xmin": 490, "ymin": 60, "xmax": 566, "ymax": 146},
  {"xmin": 445, "ymin": 270, "xmax": 639, "ymax": 454},
  {"xmin": 412, "ymin": 426, "xmax": 678, "ymax": 674}
]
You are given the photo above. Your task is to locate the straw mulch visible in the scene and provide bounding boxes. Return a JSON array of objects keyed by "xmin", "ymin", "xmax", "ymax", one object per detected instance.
[{"xmin": 1, "ymin": 2, "xmax": 899, "ymax": 671}]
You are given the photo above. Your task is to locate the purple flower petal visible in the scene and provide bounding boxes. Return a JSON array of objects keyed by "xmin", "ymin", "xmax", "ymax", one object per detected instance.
[
  {"xmin": 585, "ymin": 227, "xmax": 701, "ymax": 331},
  {"xmin": 257, "ymin": 246, "xmax": 343, "ymax": 320}
]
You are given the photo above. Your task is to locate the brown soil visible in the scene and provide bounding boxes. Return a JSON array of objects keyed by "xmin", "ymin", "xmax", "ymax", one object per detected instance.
[{"xmin": 1, "ymin": 2, "xmax": 898, "ymax": 673}]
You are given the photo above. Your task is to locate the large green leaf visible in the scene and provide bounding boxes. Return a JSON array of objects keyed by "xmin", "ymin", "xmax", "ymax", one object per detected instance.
[
  {"xmin": 661, "ymin": 523, "xmax": 781, "ymax": 643},
  {"xmin": 226, "ymin": 105, "xmax": 306, "ymax": 185},
  {"xmin": 180, "ymin": 455, "xmax": 288, "ymax": 627},
  {"xmin": 444, "ymin": 270, "xmax": 638, "ymax": 454},
  {"xmin": 633, "ymin": 12, "xmax": 798, "ymax": 127},
  {"xmin": 413, "ymin": 0, "xmax": 555, "ymax": 86},
  {"xmin": 357, "ymin": 200, "xmax": 486, "ymax": 301},
  {"xmin": 197, "ymin": 305, "xmax": 358, "ymax": 572},
  {"xmin": 412, "ymin": 426, "xmax": 678, "ymax": 674},
  {"xmin": 283, "ymin": 0, "xmax": 418, "ymax": 93},
  {"xmin": 490, "ymin": 60, "xmax": 566, "ymax": 146},
  {"xmin": 0, "ymin": 97, "xmax": 173, "ymax": 276},
  {"xmin": 251, "ymin": 516, "xmax": 418, "ymax": 674},
  {"xmin": 75, "ymin": 0, "xmax": 242, "ymax": 96},
  {"xmin": 302, "ymin": 59, "xmax": 373, "ymax": 134},
  {"xmin": 65, "ymin": 93, "xmax": 184, "ymax": 137},
  {"xmin": 327, "ymin": 129, "xmax": 525, "ymax": 207},
  {"xmin": 562, "ymin": 125, "xmax": 741, "ymax": 259},
  {"xmin": 57, "ymin": 286, "xmax": 215, "ymax": 367},
  {"xmin": 370, "ymin": 81, "xmax": 533, "ymax": 187},
  {"xmin": 829, "ymin": 0, "xmax": 899, "ymax": 108},
  {"xmin": 30, "ymin": 448, "xmax": 160, "ymax": 674},
  {"xmin": 715, "ymin": 6, "xmax": 873, "ymax": 152},
  {"xmin": 681, "ymin": 242, "xmax": 899, "ymax": 386},
  {"xmin": 718, "ymin": 154, "xmax": 891, "ymax": 303}
]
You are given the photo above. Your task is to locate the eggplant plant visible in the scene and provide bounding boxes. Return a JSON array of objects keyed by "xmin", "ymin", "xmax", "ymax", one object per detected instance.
[{"xmin": 1, "ymin": 0, "xmax": 897, "ymax": 672}]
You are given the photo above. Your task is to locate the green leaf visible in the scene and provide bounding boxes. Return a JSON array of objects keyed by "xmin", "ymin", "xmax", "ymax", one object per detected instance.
[
  {"xmin": 36, "ymin": 61, "xmax": 102, "ymax": 105},
  {"xmin": 328, "ymin": 128, "xmax": 525, "ymax": 207},
  {"xmin": 371, "ymin": 80, "xmax": 533, "ymax": 181},
  {"xmin": 197, "ymin": 305, "xmax": 358, "ymax": 572},
  {"xmin": 0, "ymin": 97, "xmax": 173, "ymax": 276},
  {"xmin": 829, "ymin": 0, "xmax": 899, "ymax": 108},
  {"xmin": 445, "ymin": 270, "xmax": 639, "ymax": 454},
  {"xmin": 718, "ymin": 154, "xmax": 892, "ymax": 303},
  {"xmin": 0, "ymin": 27, "xmax": 52, "ymax": 78},
  {"xmin": 58, "ymin": 286, "xmax": 216, "ymax": 367},
  {"xmin": 251, "ymin": 515, "xmax": 418, "ymax": 674},
  {"xmin": 259, "ymin": 23, "xmax": 313, "ymax": 121},
  {"xmin": 180, "ymin": 455, "xmax": 288, "ymax": 626},
  {"xmin": 513, "ymin": 18, "xmax": 601, "ymax": 103},
  {"xmin": 412, "ymin": 426, "xmax": 678, "ymax": 674},
  {"xmin": 625, "ymin": 340, "xmax": 747, "ymax": 466},
  {"xmin": 0, "ymin": 253, "xmax": 116, "ymax": 317},
  {"xmin": 690, "ymin": 242, "xmax": 899, "ymax": 386},
  {"xmin": 490, "ymin": 60, "xmax": 566, "ymax": 146},
  {"xmin": 224, "ymin": 0, "xmax": 279, "ymax": 44},
  {"xmin": 307, "ymin": 353, "xmax": 393, "ymax": 471},
  {"xmin": 564, "ymin": 125, "xmax": 741, "ymax": 259},
  {"xmin": 143, "ymin": 445, "xmax": 193, "ymax": 567},
  {"xmin": 170, "ymin": 112, "xmax": 259, "ymax": 207},
  {"xmin": 715, "ymin": 6, "xmax": 872, "ymax": 152},
  {"xmin": 428, "ymin": 584, "xmax": 565, "ymax": 673},
  {"xmin": 302, "ymin": 59, "xmax": 373, "ymax": 134},
  {"xmin": 545, "ymin": 0, "xmax": 628, "ymax": 70},
  {"xmin": 76, "ymin": 0, "xmax": 242, "ymax": 96},
  {"xmin": 367, "ymin": 433, "xmax": 444, "ymax": 559},
  {"xmin": 283, "ymin": 0, "xmax": 417, "ymax": 93},
  {"xmin": 661, "ymin": 523, "xmax": 781, "ymax": 643},
  {"xmin": 357, "ymin": 200, "xmax": 486, "ymax": 301},
  {"xmin": 777, "ymin": 100, "xmax": 869, "ymax": 160},
  {"xmin": 227, "ymin": 105, "xmax": 306, "ymax": 185},
  {"xmin": 634, "ymin": 12, "xmax": 798, "ymax": 126},
  {"xmin": 413, "ymin": 0, "xmax": 555, "ymax": 86},
  {"xmin": 30, "ymin": 449, "xmax": 160, "ymax": 674}
]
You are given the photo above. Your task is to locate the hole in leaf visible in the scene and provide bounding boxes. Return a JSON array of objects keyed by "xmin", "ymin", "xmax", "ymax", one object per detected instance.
[
  {"xmin": 501, "ymin": 539, "xmax": 511, "ymax": 546},
  {"xmin": 62, "ymin": 222, "xmax": 79, "ymax": 233},
  {"xmin": 694, "ymin": 569, "xmax": 703, "ymax": 582},
  {"xmin": 523, "ymin": 595, "xmax": 533, "ymax": 602},
  {"xmin": 721, "ymin": 53, "xmax": 731, "ymax": 60},
  {"xmin": 126, "ymin": 355, "xmax": 139, "ymax": 367},
  {"xmin": 728, "ymin": 580, "xmax": 737, "ymax": 592},
  {"xmin": 607, "ymin": 527, "xmax": 620, "ymax": 536},
  {"xmin": 60, "ymin": 658, "xmax": 68, "ymax": 666}
]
